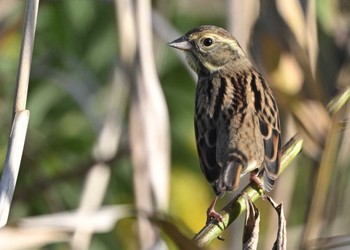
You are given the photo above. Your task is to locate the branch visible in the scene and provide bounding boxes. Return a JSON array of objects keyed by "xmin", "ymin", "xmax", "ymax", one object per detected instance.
[
  {"xmin": 0, "ymin": 0, "xmax": 39, "ymax": 228},
  {"xmin": 12, "ymin": 0, "xmax": 39, "ymax": 115},
  {"xmin": 193, "ymin": 87, "xmax": 350, "ymax": 247}
]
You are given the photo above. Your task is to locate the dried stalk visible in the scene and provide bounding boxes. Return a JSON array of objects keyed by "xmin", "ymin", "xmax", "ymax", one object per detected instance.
[{"xmin": 0, "ymin": 0, "xmax": 39, "ymax": 228}]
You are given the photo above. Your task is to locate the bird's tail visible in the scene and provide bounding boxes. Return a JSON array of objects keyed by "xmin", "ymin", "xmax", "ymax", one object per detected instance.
[{"xmin": 218, "ymin": 161, "xmax": 243, "ymax": 192}]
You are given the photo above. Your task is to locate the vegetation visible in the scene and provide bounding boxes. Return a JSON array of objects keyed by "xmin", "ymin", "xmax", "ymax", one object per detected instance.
[{"xmin": 0, "ymin": 0, "xmax": 350, "ymax": 249}]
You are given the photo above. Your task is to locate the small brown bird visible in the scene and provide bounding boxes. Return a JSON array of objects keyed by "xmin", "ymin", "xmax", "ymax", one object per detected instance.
[{"xmin": 169, "ymin": 25, "xmax": 281, "ymax": 223}]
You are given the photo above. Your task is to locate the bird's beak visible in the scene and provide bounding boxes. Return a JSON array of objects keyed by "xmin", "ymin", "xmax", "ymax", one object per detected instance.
[{"xmin": 168, "ymin": 36, "xmax": 192, "ymax": 50}]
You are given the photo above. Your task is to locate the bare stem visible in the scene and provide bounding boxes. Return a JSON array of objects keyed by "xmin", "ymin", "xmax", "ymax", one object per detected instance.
[
  {"xmin": 0, "ymin": 0, "xmax": 39, "ymax": 228},
  {"xmin": 13, "ymin": 0, "xmax": 39, "ymax": 115}
]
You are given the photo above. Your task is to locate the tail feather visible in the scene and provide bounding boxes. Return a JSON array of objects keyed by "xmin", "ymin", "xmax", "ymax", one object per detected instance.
[
  {"xmin": 219, "ymin": 162, "xmax": 243, "ymax": 192},
  {"xmin": 263, "ymin": 131, "xmax": 282, "ymax": 192},
  {"xmin": 263, "ymin": 168, "xmax": 275, "ymax": 192}
]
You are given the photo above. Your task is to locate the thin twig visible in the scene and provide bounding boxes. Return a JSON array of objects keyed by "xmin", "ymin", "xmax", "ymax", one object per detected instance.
[
  {"xmin": 13, "ymin": 0, "xmax": 39, "ymax": 115},
  {"xmin": 0, "ymin": 111, "xmax": 30, "ymax": 228},
  {"xmin": 301, "ymin": 113, "xmax": 341, "ymax": 248},
  {"xmin": 0, "ymin": 0, "xmax": 39, "ymax": 228}
]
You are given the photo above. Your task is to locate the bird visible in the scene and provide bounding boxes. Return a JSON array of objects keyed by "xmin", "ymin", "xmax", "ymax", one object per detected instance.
[{"xmin": 169, "ymin": 25, "xmax": 281, "ymax": 224}]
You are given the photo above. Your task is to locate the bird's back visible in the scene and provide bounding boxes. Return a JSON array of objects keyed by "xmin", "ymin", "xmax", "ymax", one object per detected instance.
[{"xmin": 195, "ymin": 70, "xmax": 268, "ymax": 194}]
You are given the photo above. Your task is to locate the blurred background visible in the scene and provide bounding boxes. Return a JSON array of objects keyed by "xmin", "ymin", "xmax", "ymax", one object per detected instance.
[{"xmin": 0, "ymin": 0, "xmax": 350, "ymax": 249}]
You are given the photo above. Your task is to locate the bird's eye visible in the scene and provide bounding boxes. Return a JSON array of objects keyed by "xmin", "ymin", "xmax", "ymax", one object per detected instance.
[{"xmin": 203, "ymin": 38, "xmax": 213, "ymax": 47}]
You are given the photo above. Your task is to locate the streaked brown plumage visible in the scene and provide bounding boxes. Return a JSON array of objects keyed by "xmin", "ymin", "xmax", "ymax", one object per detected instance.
[{"xmin": 169, "ymin": 25, "xmax": 281, "ymax": 223}]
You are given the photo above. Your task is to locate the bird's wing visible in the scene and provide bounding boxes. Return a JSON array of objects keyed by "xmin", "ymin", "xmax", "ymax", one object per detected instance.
[
  {"xmin": 194, "ymin": 78, "xmax": 222, "ymax": 192},
  {"xmin": 251, "ymin": 71, "xmax": 282, "ymax": 192},
  {"xmin": 195, "ymin": 117, "xmax": 221, "ymax": 183}
]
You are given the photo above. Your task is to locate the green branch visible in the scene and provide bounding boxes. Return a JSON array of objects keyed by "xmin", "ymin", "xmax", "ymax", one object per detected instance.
[{"xmin": 192, "ymin": 87, "xmax": 350, "ymax": 247}]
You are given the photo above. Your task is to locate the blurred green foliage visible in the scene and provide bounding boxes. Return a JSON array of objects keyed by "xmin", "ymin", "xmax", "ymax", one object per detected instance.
[{"xmin": 1, "ymin": 0, "xmax": 350, "ymax": 249}]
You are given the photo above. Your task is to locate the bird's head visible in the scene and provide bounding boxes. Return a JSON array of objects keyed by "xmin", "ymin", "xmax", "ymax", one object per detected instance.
[{"xmin": 169, "ymin": 25, "xmax": 250, "ymax": 75}]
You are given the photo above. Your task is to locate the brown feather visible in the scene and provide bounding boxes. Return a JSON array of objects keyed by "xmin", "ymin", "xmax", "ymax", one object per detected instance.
[{"xmin": 170, "ymin": 25, "xmax": 282, "ymax": 218}]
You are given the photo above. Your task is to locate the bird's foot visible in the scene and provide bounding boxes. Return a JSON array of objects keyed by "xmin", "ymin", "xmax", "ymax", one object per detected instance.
[
  {"xmin": 250, "ymin": 172, "xmax": 264, "ymax": 190},
  {"xmin": 206, "ymin": 208, "xmax": 223, "ymax": 225},
  {"xmin": 206, "ymin": 195, "xmax": 223, "ymax": 224}
]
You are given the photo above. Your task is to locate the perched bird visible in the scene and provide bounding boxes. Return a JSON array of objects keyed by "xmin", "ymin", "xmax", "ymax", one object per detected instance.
[{"xmin": 169, "ymin": 25, "xmax": 281, "ymax": 223}]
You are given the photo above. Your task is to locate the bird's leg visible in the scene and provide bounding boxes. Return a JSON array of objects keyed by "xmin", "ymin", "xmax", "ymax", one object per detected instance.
[
  {"xmin": 250, "ymin": 171, "xmax": 264, "ymax": 190},
  {"xmin": 206, "ymin": 195, "xmax": 223, "ymax": 224}
]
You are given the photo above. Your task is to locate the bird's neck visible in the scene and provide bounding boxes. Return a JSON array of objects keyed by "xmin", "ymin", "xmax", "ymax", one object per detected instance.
[{"xmin": 200, "ymin": 56, "xmax": 253, "ymax": 77}]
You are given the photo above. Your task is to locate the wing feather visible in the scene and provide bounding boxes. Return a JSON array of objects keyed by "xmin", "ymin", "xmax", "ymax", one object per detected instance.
[
  {"xmin": 251, "ymin": 71, "xmax": 281, "ymax": 191},
  {"xmin": 195, "ymin": 118, "xmax": 221, "ymax": 187}
]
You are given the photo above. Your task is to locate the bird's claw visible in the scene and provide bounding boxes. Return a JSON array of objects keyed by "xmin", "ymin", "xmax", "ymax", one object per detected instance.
[{"xmin": 206, "ymin": 209, "xmax": 223, "ymax": 225}]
